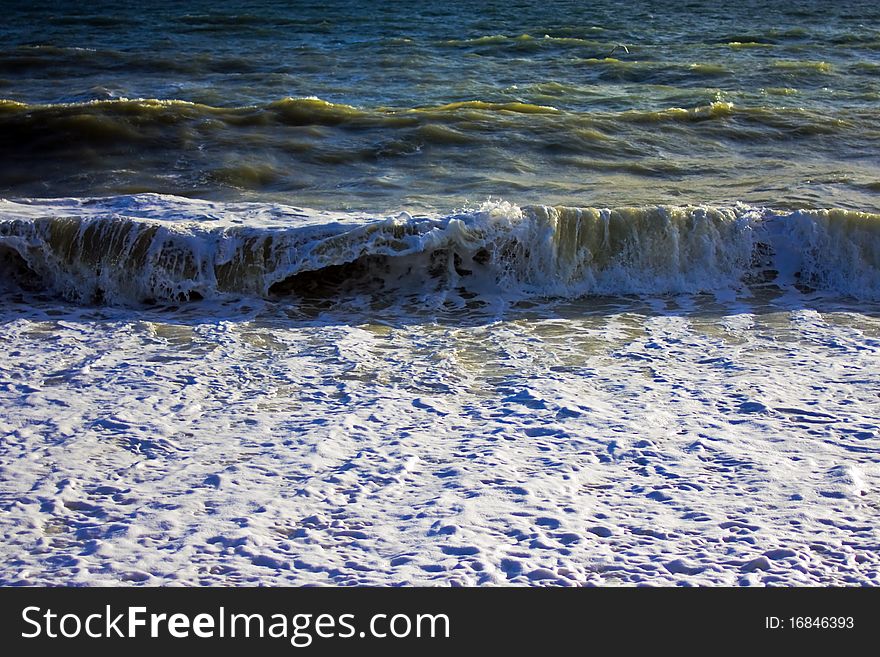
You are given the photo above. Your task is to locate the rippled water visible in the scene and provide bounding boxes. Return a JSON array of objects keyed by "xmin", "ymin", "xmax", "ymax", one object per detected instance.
[{"xmin": 1, "ymin": 0, "xmax": 879, "ymax": 210}]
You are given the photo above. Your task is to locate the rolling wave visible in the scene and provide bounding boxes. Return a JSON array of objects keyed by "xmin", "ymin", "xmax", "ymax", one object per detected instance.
[
  {"xmin": 0, "ymin": 96, "xmax": 855, "ymax": 131},
  {"xmin": 1, "ymin": 196, "xmax": 878, "ymax": 305},
  {"xmin": 0, "ymin": 97, "xmax": 868, "ymax": 201}
]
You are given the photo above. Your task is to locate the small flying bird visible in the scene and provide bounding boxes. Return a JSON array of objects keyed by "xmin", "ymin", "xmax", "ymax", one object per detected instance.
[{"xmin": 607, "ymin": 44, "xmax": 629, "ymax": 57}]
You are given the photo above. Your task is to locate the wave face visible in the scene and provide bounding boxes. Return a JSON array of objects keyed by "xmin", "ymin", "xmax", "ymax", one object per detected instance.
[{"xmin": 1, "ymin": 196, "xmax": 878, "ymax": 305}]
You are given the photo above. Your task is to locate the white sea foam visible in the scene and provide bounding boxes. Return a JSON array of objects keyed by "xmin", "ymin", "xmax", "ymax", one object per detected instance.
[{"xmin": 0, "ymin": 289, "xmax": 878, "ymax": 586}]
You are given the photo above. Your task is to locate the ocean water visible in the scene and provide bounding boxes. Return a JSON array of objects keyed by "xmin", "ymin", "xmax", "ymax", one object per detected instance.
[
  {"xmin": 1, "ymin": 0, "xmax": 880, "ymax": 210},
  {"xmin": 1, "ymin": 1, "xmax": 879, "ymax": 586}
]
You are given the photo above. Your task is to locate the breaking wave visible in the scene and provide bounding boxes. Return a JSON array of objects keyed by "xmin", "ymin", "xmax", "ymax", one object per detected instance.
[{"xmin": 1, "ymin": 196, "xmax": 878, "ymax": 305}]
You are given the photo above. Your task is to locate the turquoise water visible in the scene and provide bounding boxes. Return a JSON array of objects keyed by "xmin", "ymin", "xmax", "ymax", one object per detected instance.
[{"xmin": 1, "ymin": 0, "xmax": 879, "ymax": 211}]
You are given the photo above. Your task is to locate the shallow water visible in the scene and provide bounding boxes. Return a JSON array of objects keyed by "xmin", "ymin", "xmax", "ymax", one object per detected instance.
[{"xmin": 1, "ymin": 291, "xmax": 878, "ymax": 585}]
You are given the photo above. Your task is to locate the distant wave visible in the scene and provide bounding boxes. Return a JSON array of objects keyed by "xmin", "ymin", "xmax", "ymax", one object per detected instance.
[
  {"xmin": 0, "ymin": 97, "xmax": 857, "ymax": 177},
  {"xmin": 0, "ymin": 95, "xmax": 855, "ymax": 131},
  {"xmin": 1, "ymin": 195, "xmax": 878, "ymax": 305}
]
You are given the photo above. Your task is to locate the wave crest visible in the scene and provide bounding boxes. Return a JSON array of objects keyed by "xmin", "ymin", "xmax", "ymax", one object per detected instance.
[{"xmin": 1, "ymin": 196, "xmax": 878, "ymax": 305}]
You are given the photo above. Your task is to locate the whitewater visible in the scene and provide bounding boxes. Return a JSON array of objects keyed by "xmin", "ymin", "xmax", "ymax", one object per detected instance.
[
  {"xmin": 1, "ymin": 194, "xmax": 878, "ymax": 586},
  {"xmin": 2, "ymin": 195, "xmax": 879, "ymax": 304}
]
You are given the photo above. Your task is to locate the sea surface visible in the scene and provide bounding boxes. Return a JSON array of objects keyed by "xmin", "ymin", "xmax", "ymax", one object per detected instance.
[
  {"xmin": 1, "ymin": 0, "xmax": 879, "ymax": 210},
  {"xmin": 0, "ymin": 1, "xmax": 879, "ymax": 586}
]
